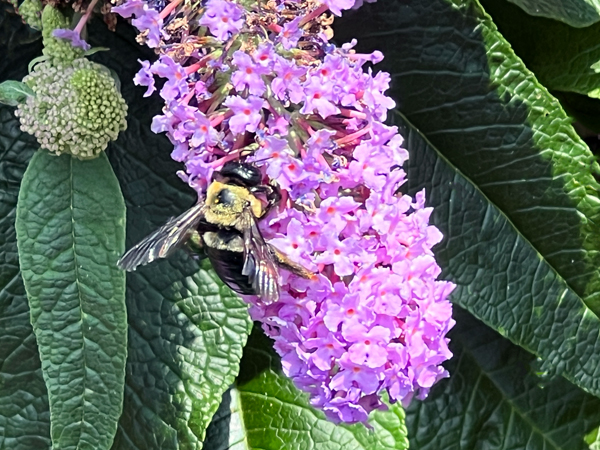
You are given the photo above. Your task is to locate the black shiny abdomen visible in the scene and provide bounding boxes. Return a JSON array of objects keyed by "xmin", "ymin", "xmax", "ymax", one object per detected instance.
[
  {"xmin": 219, "ymin": 161, "xmax": 262, "ymax": 187},
  {"xmin": 202, "ymin": 229, "xmax": 255, "ymax": 295}
]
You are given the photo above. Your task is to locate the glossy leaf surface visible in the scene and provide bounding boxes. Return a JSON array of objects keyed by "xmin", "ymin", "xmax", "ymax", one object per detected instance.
[
  {"xmin": 203, "ymin": 328, "xmax": 409, "ymax": 450},
  {"xmin": 506, "ymin": 0, "xmax": 600, "ymax": 27},
  {"xmin": 16, "ymin": 150, "xmax": 127, "ymax": 450},
  {"xmin": 406, "ymin": 307, "xmax": 600, "ymax": 450}
]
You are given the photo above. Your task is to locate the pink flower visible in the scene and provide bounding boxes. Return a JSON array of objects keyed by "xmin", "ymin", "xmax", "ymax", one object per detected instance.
[
  {"xmin": 127, "ymin": 0, "xmax": 454, "ymax": 425},
  {"xmin": 223, "ymin": 95, "xmax": 265, "ymax": 134},
  {"xmin": 198, "ymin": 0, "xmax": 245, "ymax": 42}
]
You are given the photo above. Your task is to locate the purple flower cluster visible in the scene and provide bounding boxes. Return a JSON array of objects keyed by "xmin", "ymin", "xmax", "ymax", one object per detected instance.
[{"xmin": 114, "ymin": 0, "xmax": 454, "ymax": 423}]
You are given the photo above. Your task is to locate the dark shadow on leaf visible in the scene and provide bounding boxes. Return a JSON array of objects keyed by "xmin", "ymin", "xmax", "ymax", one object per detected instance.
[
  {"xmin": 236, "ymin": 323, "xmax": 281, "ymax": 386},
  {"xmin": 0, "ymin": 5, "xmax": 49, "ymax": 450},
  {"xmin": 202, "ymin": 388, "xmax": 232, "ymax": 450},
  {"xmin": 406, "ymin": 307, "xmax": 600, "ymax": 450}
]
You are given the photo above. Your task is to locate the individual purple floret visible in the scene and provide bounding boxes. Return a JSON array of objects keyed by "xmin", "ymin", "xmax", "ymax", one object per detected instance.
[
  {"xmin": 114, "ymin": 0, "xmax": 173, "ymax": 47},
  {"xmin": 111, "ymin": 0, "xmax": 145, "ymax": 17},
  {"xmin": 52, "ymin": 29, "xmax": 91, "ymax": 50},
  {"xmin": 131, "ymin": 8, "xmax": 165, "ymax": 48},
  {"xmin": 198, "ymin": 0, "xmax": 245, "ymax": 41},
  {"xmin": 115, "ymin": 0, "xmax": 454, "ymax": 424},
  {"xmin": 133, "ymin": 59, "xmax": 156, "ymax": 96}
]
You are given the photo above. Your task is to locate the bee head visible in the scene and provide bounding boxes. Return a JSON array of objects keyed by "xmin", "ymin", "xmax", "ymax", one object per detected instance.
[
  {"xmin": 215, "ymin": 187, "xmax": 237, "ymax": 207},
  {"xmin": 206, "ymin": 181, "xmax": 263, "ymax": 224}
]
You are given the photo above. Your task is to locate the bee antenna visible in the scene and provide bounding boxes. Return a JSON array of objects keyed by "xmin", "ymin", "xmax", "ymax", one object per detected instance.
[{"xmin": 248, "ymin": 155, "xmax": 273, "ymax": 165}]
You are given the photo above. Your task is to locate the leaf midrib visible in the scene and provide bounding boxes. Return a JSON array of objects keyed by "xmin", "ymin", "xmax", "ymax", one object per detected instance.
[
  {"xmin": 68, "ymin": 156, "xmax": 89, "ymax": 450},
  {"xmin": 456, "ymin": 337, "xmax": 563, "ymax": 450}
]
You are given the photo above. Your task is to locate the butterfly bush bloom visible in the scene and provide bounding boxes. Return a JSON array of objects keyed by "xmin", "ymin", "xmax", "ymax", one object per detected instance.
[{"xmin": 114, "ymin": 0, "xmax": 454, "ymax": 423}]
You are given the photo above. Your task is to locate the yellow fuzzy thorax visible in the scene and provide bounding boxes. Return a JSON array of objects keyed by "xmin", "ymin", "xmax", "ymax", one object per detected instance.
[{"xmin": 204, "ymin": 181, "xmax": 263, "ymax": 228}]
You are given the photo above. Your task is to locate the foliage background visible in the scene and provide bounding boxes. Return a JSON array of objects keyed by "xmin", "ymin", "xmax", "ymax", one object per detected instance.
[{"xmin": 3, "ymin": 0, "xmax": 600, "ymax": 448}]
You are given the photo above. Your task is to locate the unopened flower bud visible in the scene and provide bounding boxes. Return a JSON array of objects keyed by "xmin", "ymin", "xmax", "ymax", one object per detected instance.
[{"xmin": 16, "ymin": 59, "xmax": 128, "ymax": 159}]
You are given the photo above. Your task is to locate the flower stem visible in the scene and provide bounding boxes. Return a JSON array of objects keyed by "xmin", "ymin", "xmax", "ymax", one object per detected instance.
[
  {"xmin": 339, "ymin": 108, "xmax": 367, "ymax": 120},
  {"xmin": 160, "ymin": 0, "xmax": 183, "ymax": 20},
  {"xmin": 209, "ymin": 148, "xmax": 242, "ymax": 167},
  {"xmin": 74, "ymin": 0, "xmax": 100, "ymax": 33},
  {"xmin": 336, "ymin": 125, "xmax": 371, "ymax": 145},
  {"xmin": 300, "ymin": 4, "xmax": 328, "ymax": 27}
]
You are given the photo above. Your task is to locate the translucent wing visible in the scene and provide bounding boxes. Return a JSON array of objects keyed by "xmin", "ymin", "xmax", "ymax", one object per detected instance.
[
  {"xmin": 117, "ymin": 203, "xmax": 205, "ymax": 272},
  {"xmin": 239, "ymin": 208, "xmax": 280, "ymax": 304}
]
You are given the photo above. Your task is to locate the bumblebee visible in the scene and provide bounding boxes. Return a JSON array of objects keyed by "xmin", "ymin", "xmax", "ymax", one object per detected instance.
[{"xmin": 117, "ymin": 161, "xmax": 313, "ymax": 303}]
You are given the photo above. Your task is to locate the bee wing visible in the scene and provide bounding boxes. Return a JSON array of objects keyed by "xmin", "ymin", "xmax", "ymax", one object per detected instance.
[
  {"xmin": 239, "ymin": 209, "xmax": 280, "ymax": 304},
  {"xmin": 117, "ymin": 203, "xmax": 206, "ymax": 272}
]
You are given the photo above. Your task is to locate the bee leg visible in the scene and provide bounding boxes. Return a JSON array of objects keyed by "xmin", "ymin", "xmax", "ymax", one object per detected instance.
[
  {"xmin": 250, "ymin": 184, "xmax": 281, "ymax": 216},
  {"xmin": 185, "ymin": 230, "xmax": 208, "ymax": 261},
  {"xmin": 268, "ymin": 244, "xmax": 315, "ymax": 280}
]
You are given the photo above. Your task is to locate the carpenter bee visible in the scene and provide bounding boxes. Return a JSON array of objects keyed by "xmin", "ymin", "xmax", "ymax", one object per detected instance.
[{"xmin": 117, "ymin": 161, "xmax": 313, "ymax": 303}]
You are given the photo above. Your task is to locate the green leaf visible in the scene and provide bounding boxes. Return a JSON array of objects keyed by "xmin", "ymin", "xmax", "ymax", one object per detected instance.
[
  {"xmin": 108, "ymin": 256, "xmax": 252, "ymax": 450},
  {"xmin": 28, "ymin": 55, "xmax": 49, "ymax": 73},
  {"xmin": 480, "ymin": 0, "xmax": 600, "ymax": 99},
  {"xmin": 15, "ymin": 150, "xmax": 127, "ymax": 450},
  {"xmin": 0, "ymin": 80, "xmax": 34, "ymax": 106},
  {"xmin": 337, "ymin": 0, "xmax": 600, "ymax": 397},
  {"xmin": 83, "ymin": 46, "xmax": 110, "ymax": 56},
  {"xmin": 82, "ymin": 21, "xmax": 253, "ymax": 449},
  {"xmin": 586, "ymin": 427, "xmax": 600, "ymax": 449},
  {"xmin": 550, "ymin": 91, "xmax": 600, "ymax": 134},
  {"xmin": 506, "ymin": 0, "xmax": 600, "ymax": 27},
  {"xmin": 202, "ymin": 327, "xmax": 409, "ymax": 450},
  {"xmin": 407, "ymin": 307, "xmax": 600, "ymax": 450}
]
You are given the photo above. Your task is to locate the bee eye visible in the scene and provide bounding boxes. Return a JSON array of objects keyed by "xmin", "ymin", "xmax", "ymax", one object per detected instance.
[{"xmin": 216, "ymin": 188, "xmax": 236, "ymax": 206}]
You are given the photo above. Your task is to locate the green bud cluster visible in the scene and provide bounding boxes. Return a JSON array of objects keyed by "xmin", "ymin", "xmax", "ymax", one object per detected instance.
[
  {"xmin": 18, "ymin": 0, "xmax": 43, "ymax": 30},
  {"xmin": 15, "ymin": 59, "xmax": 128, "ymax": 159},
  {"xmin": 41, "ymin": 5, "xmax": 84, "ymax": 65}
]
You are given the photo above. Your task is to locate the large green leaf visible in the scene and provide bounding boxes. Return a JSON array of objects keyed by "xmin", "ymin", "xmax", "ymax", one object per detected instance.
[
  {"xmin": 16, "ymin": 150, "xmax": 127, "ymax": 450},
  {"xmin": 337, "ymin": 0, "xmax": 600, "ymax": 396},
  {"xmin": 0, "ymin": 5, "xmax": 48, "ymax": 449},
  {"xmin": 202, "ymin": 327, "xmax": 409, "ymax": 450},
  {"xmin": 406, "ymin": 307, "xmax": 600, "ymax": 450},
  {"xmin": 479, "ymin": 0, "xmax": 600, "ymax": 99},
  {"xmin": 506, "ymin": 0, "xmax": 600, "ymax": 27},
  {"xmin": 83, "ymin": 22, "xmax": 253, "ymax": 449}
]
